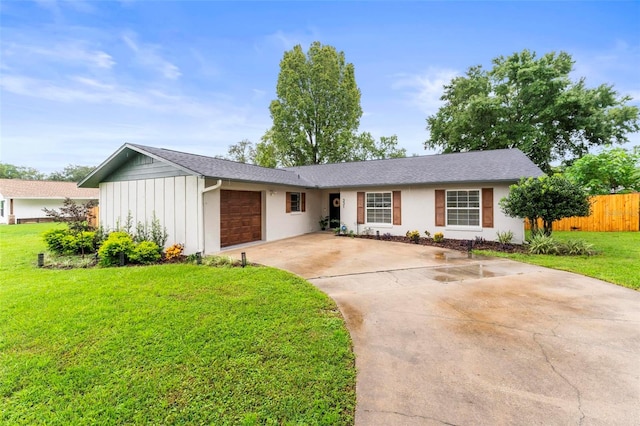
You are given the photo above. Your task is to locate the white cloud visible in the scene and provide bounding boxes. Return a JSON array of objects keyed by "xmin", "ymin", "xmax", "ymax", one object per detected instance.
[
  {"xmin": 3, "ymin": 41, "xmax": 115, "ymax": 69},
  {"xmin": 121, "ymin": 31, "xmax": 181, "ymax": 80},
  {"xmin": 392, "ymin": 68, "xmax": 459, "ymax": 115},
  {"xmin": 0, "ymin": 74, "xmax": 217, "ymax": 117}
]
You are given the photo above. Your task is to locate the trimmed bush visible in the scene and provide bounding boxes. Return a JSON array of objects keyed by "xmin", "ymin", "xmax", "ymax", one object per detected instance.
[
  {"xmin": 43, "ymin": 229, "xmax": 68, "ymax": 254},
  {"xmin": 98, "ymin": 232, "xmax": 135, "ymax": 266},
  {"xmin": 129, "ymin": 241, "xmax": 162, "ymax": 264},
  {"xmin": 433, "ymin": 232, "xmax": 444, "ymax": 243},
  {"xmin": 43, "ymin": 229, "xmax": 96, "ymax": 255}
]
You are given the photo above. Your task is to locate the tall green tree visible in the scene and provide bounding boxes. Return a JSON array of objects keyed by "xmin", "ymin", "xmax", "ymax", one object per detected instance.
[
  {"xmin": 425, "ymin": 50, "xmax": 640, "ymax": 174},
  {"xmin": 267, "ymin": 41, "xmax": 363, "ymax": 166},
  {"xmin": 564, "ymin": 147, "xmax": 640, "ymax": 194},
  {"xmin": 48, "ymin": 164, "xmax": 96, "ymax": 182},
  {"xmin": 500, "ymin": 175, "xmax": 591, "ymax": 236}
]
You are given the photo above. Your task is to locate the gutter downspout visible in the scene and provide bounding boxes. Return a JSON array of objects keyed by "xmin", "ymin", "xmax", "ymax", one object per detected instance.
[{"xmin": 199, "ymin": 179, "xmax": 222, "ymax": 255}]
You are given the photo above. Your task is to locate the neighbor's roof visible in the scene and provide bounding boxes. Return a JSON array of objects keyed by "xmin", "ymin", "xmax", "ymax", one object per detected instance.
[
  {"xmin": 285, "ymin": 149, "xmax": 545, "ymax": 188},
  {"xmin": 0, "ymin": 179, "xmax": 99, "ymax": 199},
  {"xmin": 79, "ymin": 143, "xmax": 544, "ymax": 189}
]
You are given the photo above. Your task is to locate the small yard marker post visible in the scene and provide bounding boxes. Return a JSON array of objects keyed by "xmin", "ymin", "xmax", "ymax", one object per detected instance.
[
  {"xmin": 196, "ymin": 252, "xmax": 202, "ymax": 265},
  {"xmin": 241, "ymin": 252, "xmax": 247, "ymax": 268},
  {"xmin": 119, "ymin": 251, "xmax": 125, "ymax": 267},
  {"xmin": 37, "ymin": 253, "xmax": 44, "ymax": 268},
  {"xmin": 467, "ymin": 240, "xmax": 473, "ymax": 258},
  {"xmin": 376, "ymin": 230, "xmax": 380, "ymax": 240}
]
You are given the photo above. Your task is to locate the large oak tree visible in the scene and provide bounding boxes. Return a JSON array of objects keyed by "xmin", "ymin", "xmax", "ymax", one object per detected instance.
[
  {"xmin": 425, "ymin": 50, "xmax": 640, "ymax": 174},
  {"xmin": 265, "ymin": 42, "xmax": 363, "ymax": 166}
]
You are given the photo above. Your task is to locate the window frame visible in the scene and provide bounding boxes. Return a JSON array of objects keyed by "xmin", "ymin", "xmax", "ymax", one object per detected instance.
[
  {"xmin": 445, "ymin": 189, "xmax": 481, "ymax": 228},
  {"xmin": 289, "ymin": 192, "xmax": 302, "ymax": 213},
  {"xmin": 365, "ymin": 191, "xmax": 393, "ymax": 224}
]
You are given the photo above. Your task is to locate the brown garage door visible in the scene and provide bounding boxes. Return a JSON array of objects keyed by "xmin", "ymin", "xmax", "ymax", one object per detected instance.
[{"xmin": 220, "ymin": 190, "xmax": 262, "ymax": 247}]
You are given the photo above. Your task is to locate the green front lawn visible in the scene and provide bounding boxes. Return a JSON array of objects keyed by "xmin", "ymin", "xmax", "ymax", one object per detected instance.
[
  {"xmin": 0, "ymin": 224, "xmax": 355, "ymax": 425},
  {"xmin": 478, "ymin": 231, "xmax": 640, "ymax": 290}
]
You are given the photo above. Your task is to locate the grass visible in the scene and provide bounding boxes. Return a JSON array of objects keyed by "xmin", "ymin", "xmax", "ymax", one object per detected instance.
[
  {"xmin": 477, "ymin": 231, "xmax": 640, "ymax": 290},
  {"xmin": 0, "ymin": 224, "xmax": 355, "ymax": 425}
]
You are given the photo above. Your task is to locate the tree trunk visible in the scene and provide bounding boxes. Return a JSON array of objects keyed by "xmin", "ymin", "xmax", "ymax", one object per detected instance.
[{"xmin": 543, "ymin": 220, "xmax": 553, "ymax": 236}]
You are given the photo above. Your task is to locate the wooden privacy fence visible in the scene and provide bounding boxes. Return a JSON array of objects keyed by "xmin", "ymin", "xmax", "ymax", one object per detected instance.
[
  {"xmin": 89, "ymin": 206, "xmax": 99, "ymax": 228},
  {"xmin": 525, "ymin": 193, "xmax": 640, "ymax": 232}
]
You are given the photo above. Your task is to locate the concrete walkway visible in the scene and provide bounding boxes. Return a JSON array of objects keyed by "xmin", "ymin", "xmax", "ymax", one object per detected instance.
[{"xmin": 224, "ymin": 233, "xmax": 640, "ymax": 425}]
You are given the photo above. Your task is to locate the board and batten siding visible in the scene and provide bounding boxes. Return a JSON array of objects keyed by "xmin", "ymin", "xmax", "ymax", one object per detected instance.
[
  {"xmin": 104, "ymin": 152, "xmax": 189, "ymax": 182},
  {"xmin": 99, "ymin": 176, "xmax": 204, "ymax": 253}
]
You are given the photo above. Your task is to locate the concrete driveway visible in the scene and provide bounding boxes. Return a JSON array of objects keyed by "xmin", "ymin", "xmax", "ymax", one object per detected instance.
[{"xmin": 224, "ymin": 233, "xmax": 640, "ymax": 425}]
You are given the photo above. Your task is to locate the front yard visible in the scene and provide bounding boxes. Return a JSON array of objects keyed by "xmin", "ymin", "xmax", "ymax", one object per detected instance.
[
  {"xmin": 477, "ymin": 231, "xmax": 640, "ymax": 290},
  {"xmin": 0, "ymin": 224, "xmax": 356, "ymax": 425}
]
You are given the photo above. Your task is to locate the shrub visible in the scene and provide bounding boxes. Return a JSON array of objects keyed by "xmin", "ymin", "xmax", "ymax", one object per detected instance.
[
  {"xmin": 43, "ymin": 229, "xmax": 96, "ymax": 255},
  {"xmin": 43, "ymin": 229, "xmax": 68, "ymax": 254},
  {"xmin": 556, "ymin": 239, "xmax": 596, "ymax": 256},
  {"xmin": 405, "ymin": 230, "xmax": 420, "ymax": 243},
  {"xmin": 433, "ymin": 232, "xmax": 444, "ymax": 243},
  {"xmin": 98, "ymin": 232, "xmax": 135, "ymax": 266},
  {"xmin": 165, "ymin": 243, "xmax": 184, "ymax": 260},
  {"xmin": 150, "ymin": 214, "xmax": 168, "ymax": 248},
  {"xmin": 528, "ymin": 234, "xmax": 558, "ymax": 255},
  {"xmin": 129, "ymin": 241, "xmax": 162, "ymax": 264},
  {"xmin": 496, "ymin": 230, "xmax": 514, "ymax": 245}
]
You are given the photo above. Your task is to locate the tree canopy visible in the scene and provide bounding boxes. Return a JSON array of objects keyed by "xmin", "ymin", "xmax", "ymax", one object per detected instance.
[
  {"xmin": 500, "ymin": 175, "xmax": 591, "ymax": 236},
  {"xmin": 0, "ymin": 163, "xmax": 95, "ymax": 182},
  {"xmin": 425, "ymin": 50, "xmax": 640, "ymax": 174},
  {"xmin": 48, "ymin": 164, "xmax": 96, "ymax": 182},
  {"xmin": 564, "ymin": 147, "xmax": 640, "ymax": 195},
  {"xmin": 265, "ymin": 41, "xmax": 362, "ymax": 166},
  {"xmin": 226, "ymin": 133, "xmax": 406, "ymax": 168},
  {"xmin": 0, "ymin": 163, "xmax": 46, "ymax": 180}
]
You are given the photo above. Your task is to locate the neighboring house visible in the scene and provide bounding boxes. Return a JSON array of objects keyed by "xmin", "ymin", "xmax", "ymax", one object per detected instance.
[
  {"xmin": 0, "ymin": 179, "xmax": 99, "ymax": 225},
  {"xmin": 79, "ymin": 143, "xmax": 544, "ymax": 254}
]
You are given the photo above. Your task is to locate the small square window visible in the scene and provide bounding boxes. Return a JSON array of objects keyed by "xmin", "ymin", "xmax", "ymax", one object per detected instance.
[{"xmin": 290, "ymin": 192, "xmax": 301, "ymax": 212}]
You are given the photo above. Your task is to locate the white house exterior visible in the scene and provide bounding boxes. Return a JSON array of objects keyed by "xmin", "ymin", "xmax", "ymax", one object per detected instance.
[
  {"xmin": 0, "ymin": 179, "xmax": 99, "ymax": 225},
  {"xmin": 79, "ymin": 144, "xmax": 544, "ymax": 255}
]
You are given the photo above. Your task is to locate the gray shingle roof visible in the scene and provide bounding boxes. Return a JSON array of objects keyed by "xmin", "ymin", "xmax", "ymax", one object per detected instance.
[
  {"xmin": 285, "ymin": 149, "xmax": 544, "ymax": 188},
  {"xmin": 129, "ymin": 144, "xmax": 316, "ymax": 187},
  {"xmin": 80, "ymin": 143, "xmax": 544, "ymax": 188}
]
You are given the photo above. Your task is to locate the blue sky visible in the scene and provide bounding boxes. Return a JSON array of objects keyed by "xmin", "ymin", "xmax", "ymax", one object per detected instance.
[{"xmin": 1, "ymin": 1, "xmax": 639, "ymax": 173}]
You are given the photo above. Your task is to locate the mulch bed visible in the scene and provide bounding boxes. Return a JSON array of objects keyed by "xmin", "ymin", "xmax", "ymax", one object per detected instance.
[{"xmin": 341, "ymin": 234, "xmax": 527, "ymax": 254}]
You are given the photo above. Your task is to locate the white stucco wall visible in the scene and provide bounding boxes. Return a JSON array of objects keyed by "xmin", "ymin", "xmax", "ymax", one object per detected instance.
[
  {"xmin": 208, "ymin": 180, "xmax": 321, "ymax": 254},
  {"xmin": 0, "ymin": 197, "xmax": 96, "ymax": 224},
  {"xmin": 333, "ymin": 183, "xmax": 525, "ymax": 243},
  {"xmin": 99, "ymin": 177, "xmax": 525, "ymax": 255},
  {"xmin": 99, "ymin": 176, "xmax": 204, "ymax": 254}
]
